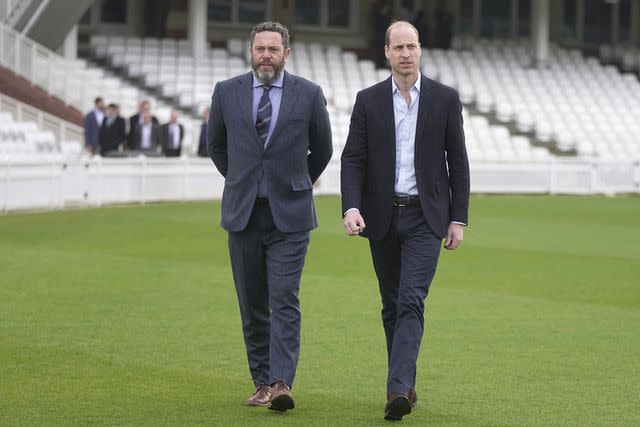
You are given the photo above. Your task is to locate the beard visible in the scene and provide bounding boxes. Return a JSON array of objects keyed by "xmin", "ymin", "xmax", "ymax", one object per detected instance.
[{"xmin": 252, "ymin": 57, "xmax": 286, "ymax": 85}]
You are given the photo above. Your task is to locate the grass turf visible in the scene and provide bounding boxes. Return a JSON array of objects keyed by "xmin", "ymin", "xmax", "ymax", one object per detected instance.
[{"xmin": 0, "ymin": 195, "xmax": 639, "ymax": 426}]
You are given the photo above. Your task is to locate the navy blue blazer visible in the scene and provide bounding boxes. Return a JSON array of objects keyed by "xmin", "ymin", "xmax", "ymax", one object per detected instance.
[
  {"xmin": 341, "ymin": 75, "xmax": 470, "ymax": 239},
  {"xmin": 208, "ymin": 71, "xmax": 333, "ymax": 233}
]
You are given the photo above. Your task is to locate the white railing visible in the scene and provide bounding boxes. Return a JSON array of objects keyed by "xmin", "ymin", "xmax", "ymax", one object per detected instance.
[
  {"xmin": 1, "ymin": 0, "xmax": 35, "ymax": 26},
  {"xmin": 0, "ymin": 93, "xmax": 83, "ymax": 144},
  {"xmin": 0, "ymin": 20, "xmax": 93, "ymax": 111},
  {"xmin": 1, "ymin": 157, "xmax": 638, "ymax": 213}
]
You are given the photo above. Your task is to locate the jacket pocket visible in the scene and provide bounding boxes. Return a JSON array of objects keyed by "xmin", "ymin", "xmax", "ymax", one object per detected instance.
[
  {"xmin": 291, "ymin": 176, "xmax": 313, "ymax": 191},
  {"xmin": 435, "ymin": 182, "xmax": 447, "ymax": 193}
]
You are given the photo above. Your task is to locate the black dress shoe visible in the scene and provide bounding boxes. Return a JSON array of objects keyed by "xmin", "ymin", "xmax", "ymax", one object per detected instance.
[{"xmin": 384, "ymin": 393, "xmax": 411, "ymax": 421}]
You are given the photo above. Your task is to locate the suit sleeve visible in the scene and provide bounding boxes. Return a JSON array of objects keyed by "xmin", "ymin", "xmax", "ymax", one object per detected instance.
[
  {"xmin": 207, "ymin": 82, "xmax": 228, "ymax": 177},
  {"xmin": 340, "ymin": 91, "xmax": 367, "ymax": 215},
  {"xmin": 83, "ymin": 114, "xmax": 92, "ymax": 147},
  {"xmin": 445, "ymin": 92, "xmax": 470, "ymax": 225},
  {"xmin": 307, "ymin": 85, "xmax": 333, "ymax": 183},
  {"xmin": 159, "ymin": 125, "xmax": 167, "ymax": 151},
  {"xmin": 118, "ymin": 119, "xmax": 126, "ymax": 145}
]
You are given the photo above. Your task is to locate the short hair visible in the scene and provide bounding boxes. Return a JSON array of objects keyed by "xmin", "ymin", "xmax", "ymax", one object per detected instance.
[
  {"xmin": 94, "ymin": 97, "xmax": 103, "ymax": 104},
  {"xmin": 385, "ymin": 21, "xmax": 420, "ymax": 46},
  {"xmin": 250, "ymin": 21, "xmax": 290, "ymax": 50},
  {"xmin": 107, "ymin": 103, "xmax": 118, "ymax": 109}
]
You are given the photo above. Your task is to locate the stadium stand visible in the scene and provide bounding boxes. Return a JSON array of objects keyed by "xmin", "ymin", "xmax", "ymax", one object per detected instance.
[
  {"xmin": 1, "ymin": 19, "xmax": 638, "ymax": 212},
  {"xmin": 426, "ymin": 37, "xmax": 640, "ymax": 160},
  {"xmin": 0, "ymin": 22, "xmax": 201, "ymax": 155},
  {"xmin": 89, "ymin": 35, "xmax": 554, "ymax": 163},
  {"xmin": 0, "ymin": 93, "xmax": 83, "ymax": 162}
]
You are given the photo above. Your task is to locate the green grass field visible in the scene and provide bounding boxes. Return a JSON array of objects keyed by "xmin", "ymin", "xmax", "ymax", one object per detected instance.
[{"xmin": 1, "ymin": 195, "xmax": 639, "ymax": 426}]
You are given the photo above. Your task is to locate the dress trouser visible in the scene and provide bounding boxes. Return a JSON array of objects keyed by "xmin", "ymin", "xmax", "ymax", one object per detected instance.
[
  {"xmin": 368, "ymin": 204, "xmax": 442, "ymax": 396},
  {"xmin": 228, "ymin": 202, "xmax": 310, "ymax": 387}
]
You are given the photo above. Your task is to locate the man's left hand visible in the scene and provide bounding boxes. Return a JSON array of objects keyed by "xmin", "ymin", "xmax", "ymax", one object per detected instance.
[{"xmin": 444, "ymin": 223, "xmax": 464, "ymax": 250}]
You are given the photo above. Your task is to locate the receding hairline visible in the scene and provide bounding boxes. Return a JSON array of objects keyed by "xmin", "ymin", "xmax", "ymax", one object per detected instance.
[{"xmin": 385, "ymin": 21, "xmax": 420, "ymax": 46}]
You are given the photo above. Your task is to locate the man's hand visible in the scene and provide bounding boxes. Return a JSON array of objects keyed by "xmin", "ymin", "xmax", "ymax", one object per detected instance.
[
  {"xmin": 444, "ymin": 223, "xmax": 464, "ymax": 250},
  {"xmin": 343, "ymin": 210, "xmax": 366, "ymax": 236}
]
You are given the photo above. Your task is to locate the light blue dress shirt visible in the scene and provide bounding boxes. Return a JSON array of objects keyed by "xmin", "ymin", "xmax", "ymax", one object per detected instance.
[
  {"xmin": 392, "ymin": 77, "xmax": 420, "ymax": 195},
  {"xmin": 252, "ymin": 73, "xmax": 284, "ymax": 147}
]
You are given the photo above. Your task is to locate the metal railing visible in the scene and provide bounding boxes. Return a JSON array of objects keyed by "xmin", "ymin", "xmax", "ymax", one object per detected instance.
[
  {"xmin": 0, "ymin": 20, "xmax": 93, "ymax": 111},
  {"xmin": 2, "ymin": 0, "xmax": 36, "ymax": 27}
]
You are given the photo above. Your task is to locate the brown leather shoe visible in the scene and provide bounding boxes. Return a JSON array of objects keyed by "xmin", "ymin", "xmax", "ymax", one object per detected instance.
[
  {"xmin": 268, "ymin": 381, "xmax": 295, "ymax": 412},
  {"xmin": 384, "ymin": 393, "xmax": 411, "ymax": 421},
  {"xmin": 408, "ymin": 388, "xmax": 418, "ymax": 407},
  {"xmin": 244, "ymin": 385, "xmax": 271, "ymax": 406}
]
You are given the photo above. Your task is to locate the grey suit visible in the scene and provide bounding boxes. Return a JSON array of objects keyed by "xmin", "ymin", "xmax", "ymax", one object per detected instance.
[{"xmin": 207, "ymin": 71, "xmax": 332, "ymax": 387}]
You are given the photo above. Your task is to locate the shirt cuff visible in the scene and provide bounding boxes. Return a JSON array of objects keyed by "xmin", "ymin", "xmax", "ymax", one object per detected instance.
[
  {"xmin": 344, "ymin": 208, "xmax": 360, "ymax": 217},
  {"xmin": 451, "ymin": 221, "xmax": 467, "ymax": 226}
]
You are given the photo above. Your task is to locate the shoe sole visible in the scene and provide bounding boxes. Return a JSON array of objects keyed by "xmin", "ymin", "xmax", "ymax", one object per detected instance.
[
  {"xmin": 268, "ymin": 394, "xmax": 295, "ymax": 412},
  {"xmin": 244, "ymin": 401, "xmax": 270, "ymax": 407},
  {"xmin": 384, "ymin": 395, "xmax": 411, "ymax": 421}
]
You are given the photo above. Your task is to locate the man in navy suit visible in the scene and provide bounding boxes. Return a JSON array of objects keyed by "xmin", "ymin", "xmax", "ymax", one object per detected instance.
[
  {"xmin": 197, "ymin": 107, "xmax": 209, "ymax": 157},
  {"xmin": 84, "ymin": 97, "xmax": 104, "ymax": 154},
  {"xmin": 341, "ymin": 21, "xmax": 470, "ymax": 421},
  {"xmin": 98, "ymin": 103, "xmax": 126, "ymax": 155},
  {"xmin": 207, "ymin": 21, "xmax": 332, "ymax": 412}
]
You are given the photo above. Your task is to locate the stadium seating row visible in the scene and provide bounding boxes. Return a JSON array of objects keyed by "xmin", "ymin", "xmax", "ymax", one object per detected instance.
[
  {"xmin": 0, "ymin": 110, "xmax": 81, "ymax": 161},
  {"xmin": 599, "ymin": 44, "xmax": 640, "ymax": 73},
  {"xmin": 89, "ymin": 35, "xmax": 552, "ymax": 163},
  {"xmin": 424, "ymin": 38, "xmax": 640, "ymax": 159}
]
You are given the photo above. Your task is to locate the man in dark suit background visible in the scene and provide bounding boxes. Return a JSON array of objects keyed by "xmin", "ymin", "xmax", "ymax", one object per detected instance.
[
  {"xmin": 130, "ymin": 112, "xmax": 160, "ymax": 152},
  {"xmin": 341, "ymin": 21, "xmax": 470, "ymax": 421},
  {"xmin": 160, "ymin": 110, "xmax": 184, "ymax": 157},
  {"xmin": 208, "ymin": 21, "xmax": 332, "ymax": 412},
  {"xmin": 98, "ymin": 103, "xmax": 126, "ymax": 155},
  {"xmin": 128, "ymin": 100, "xmax": 158, "ymax": 149},
  {"xmin": 84, "ymin": 97, "xmax": 104, "ymax": 155},
  {"xmin": 197, "ymin": 107, "xmax": 209, "ymax": 157}
]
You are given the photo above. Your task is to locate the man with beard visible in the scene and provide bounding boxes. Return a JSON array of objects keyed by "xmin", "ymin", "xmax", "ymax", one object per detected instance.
[
  {"xmin": 341, "ymin": 21, "xmax": 469, "ymax": 421},
  {"xmin": 207, "ymin": 21, "xmax": 332, "ymax": 412}
]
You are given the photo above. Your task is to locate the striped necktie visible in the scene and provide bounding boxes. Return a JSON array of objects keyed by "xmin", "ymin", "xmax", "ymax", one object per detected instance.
[{"xmin": 256, "ymin": 85, "xmax": 272, "ymax": 145}]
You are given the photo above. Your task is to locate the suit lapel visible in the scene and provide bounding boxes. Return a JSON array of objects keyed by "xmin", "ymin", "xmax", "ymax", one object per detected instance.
[
  {"xmin": 376, "ymin": 77, "xmax": 396, "ymax": 174},
  {"xmin": 237, "ymin": 72, "xmax": 263, "ymax": 148},
  {"xmin": 415, "ymin": 75, "xmax": 434, "ymax": 149},
  {"xmin": 266, "ymin": 71, "xmax": 298, "ymax": 151}
]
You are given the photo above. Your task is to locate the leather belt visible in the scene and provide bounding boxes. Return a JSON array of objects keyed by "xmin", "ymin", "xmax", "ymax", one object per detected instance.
[
  {"xmin": 392, "ymin": 195, "xmax": 420, "ymax": 207},
  {"xmin": 255, "ymin": 197, "xmax": 270, "ymax": 207}
]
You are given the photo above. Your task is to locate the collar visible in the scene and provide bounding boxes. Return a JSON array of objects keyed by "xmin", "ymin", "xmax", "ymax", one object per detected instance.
[
  {"xmin": 252, "ymin": 71, "xmax": 284, "ymax": 89},
  {"xmin": 391, "ymin": 74, "xmax": 421, "ymax": 94}
]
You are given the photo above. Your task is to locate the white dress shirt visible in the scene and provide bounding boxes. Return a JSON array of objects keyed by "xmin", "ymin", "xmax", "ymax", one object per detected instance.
[
  {"xmin": 94, "ymin": 109, "xmax": 104, "ymax": 126},
  {"xmin": 392, "ymin": 77, "xmax": 420, "ymax": 195},
  {"xmin": 169, "ymin": 123, "xmax": 180, "ymax": 149},
  {"xmin": 140, "ymin": 123, "xmax": 152, "ymax": 149}
]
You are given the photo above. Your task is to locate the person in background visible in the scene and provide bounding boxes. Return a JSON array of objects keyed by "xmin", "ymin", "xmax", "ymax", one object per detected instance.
[
  {"xmin": 197, "ymin": 107, "xmax": 209, "ymax": 157},
  {"xmin": 84, "ymin": 97, "xmax": 104, "ymax": 155},
  {"xmin": 130, "ymin": 111, "xmax": 160, "ymax": 152},
  {"xmin": 160, "ymin": 110, "xmax": 184, "ymax": 157},
  {"xmin": 99, "ymin": 103, "xmax": 126, "ymax": 156},
  {"xmin": 128, "ymin": 100, "xmax": 158, "ymax": 149}
]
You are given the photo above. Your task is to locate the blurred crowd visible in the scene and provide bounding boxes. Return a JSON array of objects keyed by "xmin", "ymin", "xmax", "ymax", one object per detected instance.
[{"xmin": 84, "ymin": 97, "xmax": 210, "ymax": 158}]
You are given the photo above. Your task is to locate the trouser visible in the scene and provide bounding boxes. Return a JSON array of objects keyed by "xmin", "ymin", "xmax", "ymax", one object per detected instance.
[
  {"xmin": 228, "ymin": 202, "xmax": 310, "ymax": 387},
  {"xmin": 369, "ymin": 204, "xmax": 442, "ymax": 395}
]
